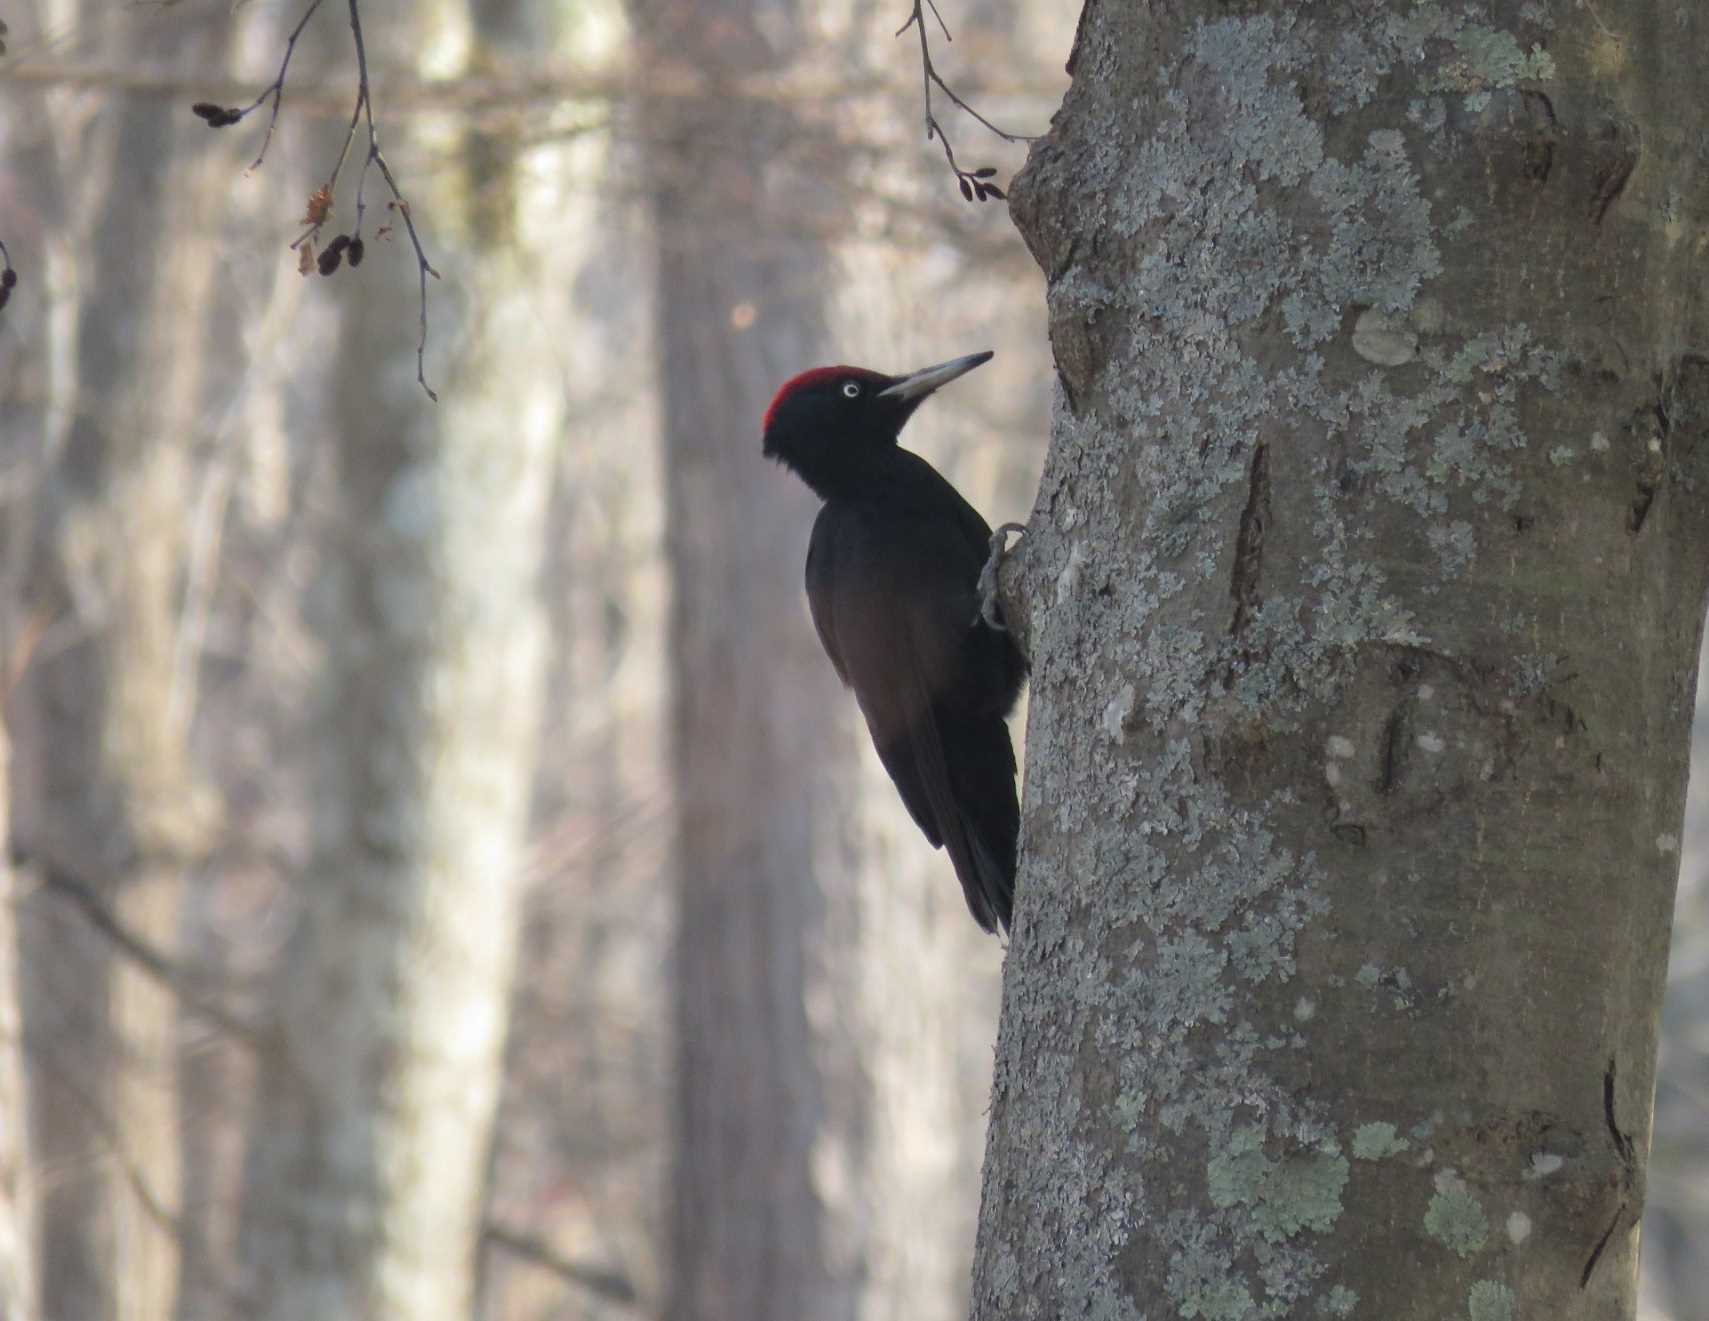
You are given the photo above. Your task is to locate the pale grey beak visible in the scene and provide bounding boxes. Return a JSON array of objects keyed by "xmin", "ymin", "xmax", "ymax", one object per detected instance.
[{"xmin": 878, "ymin": 350, "xmax": 994, "ymax": 402}]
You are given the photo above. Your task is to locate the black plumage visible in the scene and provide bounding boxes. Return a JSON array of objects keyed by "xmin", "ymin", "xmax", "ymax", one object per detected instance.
[{"xmin": 762, "ymin": 351, "xmax": 1027, "ymax": 932}]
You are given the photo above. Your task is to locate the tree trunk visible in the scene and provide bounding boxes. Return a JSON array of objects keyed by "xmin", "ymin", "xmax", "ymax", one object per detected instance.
[
  {"xmin": 232, "ymin": 5, "xmax": 554, "ymax": 1314},
  {"xmin": 643, "ymin": 63, "xmax": 853, "ymax": 1321},
  {"xmin": 976, "ymin": 3, "xmax": 1709, "ymax": 1318},
  {"xmin": 0, "ymin": 729, "xmax": 37, "ymax": 1321},
  {"xmin": 1640, "ymin": 643, "xmax": 1709, "ymax": 1316},
  {"xmin": 7, "ymin": 6, "xmax": 237, "ymax": 1316},
  {"xmin": 642, "ymin": 1, "xmax": 1058, "ymax": 1306},
  {"xmin": 636, "ymin": 0, "xmax": 885, "ymax": 1314}
]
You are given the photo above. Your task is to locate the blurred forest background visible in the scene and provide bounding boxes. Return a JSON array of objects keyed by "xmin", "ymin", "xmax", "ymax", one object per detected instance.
[{"xmin": 0, "ymin": 1, "xmax": 1702, "ymax": 1318}]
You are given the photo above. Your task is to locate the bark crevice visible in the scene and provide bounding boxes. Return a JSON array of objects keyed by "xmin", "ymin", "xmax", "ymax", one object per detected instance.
[{"xmin": 1227, "ymin": 441, "xmax": 1269, "ymax": 644}]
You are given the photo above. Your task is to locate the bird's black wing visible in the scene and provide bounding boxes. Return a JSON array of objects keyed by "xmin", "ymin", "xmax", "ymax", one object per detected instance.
[
  {"xmin": 805, "ymin": 497, "xmax": 1020, "ymax": 930},
  {"xmin": 806, "ymin": 504, "xmax": 945, "ymax": 848}
]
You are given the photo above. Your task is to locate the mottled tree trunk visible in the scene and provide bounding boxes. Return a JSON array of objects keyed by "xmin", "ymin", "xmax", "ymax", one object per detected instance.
[
  {"xmin": 232, "ymin": 4, "xmax": 555, "ymax": 1316},
  {"xmin": 635, "ymin": 1, "xmax": 870, "ymax": 1317},
  {"xmin": 976, "ymin": 2, "xmax": 1709, "ymax": 1318},
  {"xmin": 0, "ymin": 731, "xmax": 36, "ymax": 1321},
  {"xmin": 643, "ymin": 55, "xmax": 850, "ymax": 1321},
  {"xmin": 7, "ymin": 6, "xmax": 236, "ymax": 1317}
]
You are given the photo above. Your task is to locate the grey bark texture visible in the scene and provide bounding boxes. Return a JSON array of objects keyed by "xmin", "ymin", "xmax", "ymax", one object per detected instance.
[{"xmin": 975, "ymin": 2, "xmax": 1709, "ymax": 1318}]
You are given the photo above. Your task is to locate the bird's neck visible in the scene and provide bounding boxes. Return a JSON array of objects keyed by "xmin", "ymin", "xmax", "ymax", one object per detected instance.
[{"xmin": 780, "ymin": 438, "xmax": 910, "ymax": 504}]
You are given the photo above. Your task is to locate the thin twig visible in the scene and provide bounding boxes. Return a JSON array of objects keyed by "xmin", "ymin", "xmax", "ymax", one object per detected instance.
[
  {"xmin": 894, "ymin": 0, "xmax": 1029, "ymax": 200},
  {"xmin": 346, "ymin": 0, "xmax": 440, "ymax": 401},
  {"xmin": 27, "ymin": 1027, "xmax": 263, "ymax": 1314},
  {"xmin": 23, "ymin": 1038, "xmax": 184, "ymax": 1238},
  {"xmin": 286, "ymin": 90, "xmax": 362, "ymax": 250},
  {"xmin": 239, "ymin": 0, "xmax": 327, "ymax": 172},
  {"xmin": 481, "ymin": 1220, "xmax": 639, "ymax": 1305},
  {"xmin": 21, "ymin": 857, "xmax": 261, "ymax": 1044},
  {"xmin": 194, "ymin": 0, "xmax": 440, "ymax": 400}
]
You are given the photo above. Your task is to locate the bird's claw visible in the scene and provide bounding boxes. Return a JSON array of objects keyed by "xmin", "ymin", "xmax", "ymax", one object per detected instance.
[{"xmin": 977, "ymin": 522, "xmax": 1027, "ymax": 631}]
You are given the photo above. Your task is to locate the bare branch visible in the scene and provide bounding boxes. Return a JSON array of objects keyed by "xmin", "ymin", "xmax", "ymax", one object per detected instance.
[
  {"xmin": 19, "ymin": 854, "xmax": 261, "ymax": 1044},
  {"xmin": 895, "ymin": 0, "xmax": 1029, "ymax": 201},
  {"xmin": 194, "ymin": 0, "xmax": 441, "ymax": 400},
  {"xmin": 23, "ymin": 1032, "xmax": 269, "ymax": 1317},
  {"xmin": 347, "ymin": 0, "xmax": 439, "ymax": 399},
  {"xmin": 481, "ymin": 1220, "xmax": 639, "ymax": 1306},
  {"xmin": 11, "ymin": 60, "xmax": 1060, "ymax": 118},
  {"xmin": 243, "ymin": 0, "xmax": 327, "ymax": 172},
  {"xmin": 24, "ymin": 1039, "xmax": 184, "ymax": 1238}
]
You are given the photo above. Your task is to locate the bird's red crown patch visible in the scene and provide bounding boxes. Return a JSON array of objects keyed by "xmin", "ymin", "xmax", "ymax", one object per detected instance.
[{"xmin": 762, "ymin": 366, "xmax": 871, "ymax": 434}]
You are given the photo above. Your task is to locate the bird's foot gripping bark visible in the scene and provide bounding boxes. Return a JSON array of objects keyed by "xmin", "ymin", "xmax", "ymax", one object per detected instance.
[{"xmin": 977, "ymin": 523, "xmax": 1027, "ymax": 631}]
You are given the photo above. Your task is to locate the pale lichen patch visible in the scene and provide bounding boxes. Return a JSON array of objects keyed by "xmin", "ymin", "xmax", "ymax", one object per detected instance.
[
  {"xmin": 1207, "ymin": 1128, "xmax": 1350, "ymax": 1244},
  {"xmin": 1055, "ymin": 540, "xmax": 1086, "ymax": 603},
  {"xmin": 1467, "ymin": 1279, "xmax": 1516, "ymax": 1321},
  {"xmin": 1353, "ymin": 308, "xmax": 1420, "ymax": 365},
  {"xmin": 1525, "ymin": 1151, "xmax": 1564, "ymax": 1179},
  {"xmin": 1351, "ymin": 1121, "xmax": 1409, "ymax": 1159},
  {"xmin": 1427, "ymin": 521, "xmax": 1476, "ymax": 575},
  {"xmin": 1424, "ymin": 1170, "xmax": 1490, "ymax": 1257},
  {"xmin": 1167, "ymin": 1221, "xmax": 1256, "ymax": 1321},
  {"xmin": 1101, "ymin": 684, "xmax": 1136, "ymax": 743},
  {"xmin": 1436, "ymin": 25, "xmax": 1557, "ymax": 90}
]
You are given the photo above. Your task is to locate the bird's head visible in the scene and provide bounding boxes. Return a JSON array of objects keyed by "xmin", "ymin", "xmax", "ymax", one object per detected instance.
[{"xmin": 762, "ymin": 350, "xmax": 993, "ymax": 499}]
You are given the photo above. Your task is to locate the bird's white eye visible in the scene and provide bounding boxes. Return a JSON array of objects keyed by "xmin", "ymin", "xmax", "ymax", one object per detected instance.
[{"xmin": 842, "ymin": 381, "xmax": 861, "ymax": 399}]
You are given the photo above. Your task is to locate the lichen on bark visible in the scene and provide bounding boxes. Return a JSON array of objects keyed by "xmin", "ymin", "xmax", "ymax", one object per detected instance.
[{"xmin": 975, "ymin": 1, "xmax": 1709, "ymax": 1317}]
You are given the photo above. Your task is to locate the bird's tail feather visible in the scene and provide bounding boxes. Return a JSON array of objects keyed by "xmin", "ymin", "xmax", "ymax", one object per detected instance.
[{"xmin": 932, "ymin": 706, "xmax": 1019, "ymax": 933}]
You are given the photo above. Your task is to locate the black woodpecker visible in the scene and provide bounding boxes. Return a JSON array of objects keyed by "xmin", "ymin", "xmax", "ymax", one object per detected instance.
[{"xmin": 762, "ymin": 351, "xmax": 1026, "ymax": 932}]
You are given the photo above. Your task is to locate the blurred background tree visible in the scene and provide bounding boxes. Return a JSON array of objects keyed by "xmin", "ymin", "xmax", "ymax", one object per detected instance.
[{"xmin": 0, "ymin": 1, "xmax": 1701, "ymax": 1319}]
